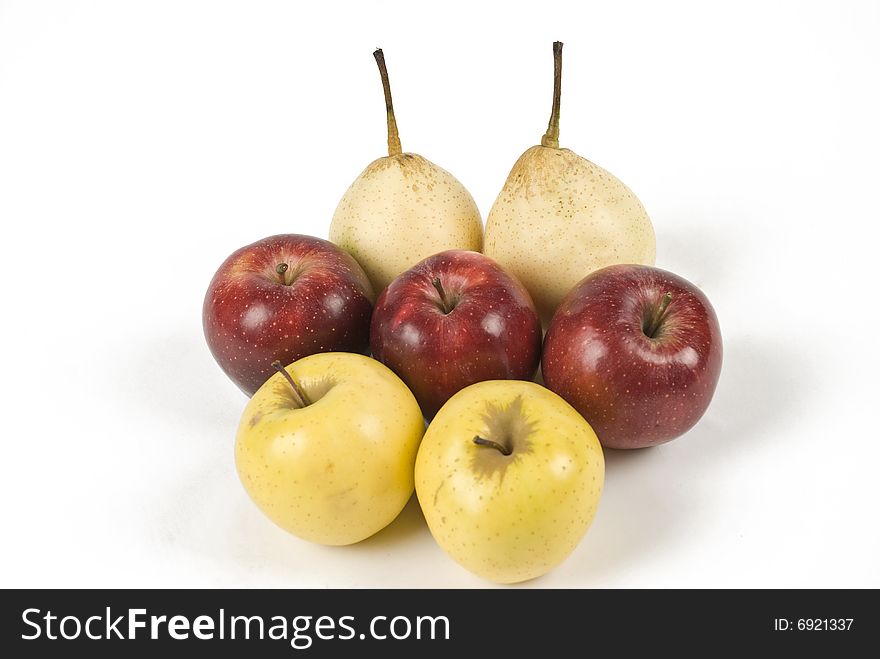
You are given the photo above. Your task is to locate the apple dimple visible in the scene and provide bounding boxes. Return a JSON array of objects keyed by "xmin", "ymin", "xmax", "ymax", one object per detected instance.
[
  {"xmin": 471, "ymin": 396, "xmax": 536, "ymax": 479},
  {"xmin": 271, "ymin": 374, "xmax": 339, "ymax": 411},
  {"xmin": 640, "ymin": 291, "xmax": 674, "ymax": 339},
  {"xmin": 429, "ymin": 276, "xmax": 461, "ymax": 315}
]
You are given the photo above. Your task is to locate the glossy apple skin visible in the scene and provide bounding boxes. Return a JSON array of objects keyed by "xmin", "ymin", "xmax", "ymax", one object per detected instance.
[
  {"xmin": 370, "ymin": 250, "xmax": 542, "ymax": 418},
  {"xmin": 236, "ymin": 353, "xmax": 425, "ymax": 545},
  {"xmin": 203, "ymin": 234, "xmax": 374, "ymax": 395},
  {"xmin": 542, "ymin": 264, "xmax": 722, "ymax": 449}
]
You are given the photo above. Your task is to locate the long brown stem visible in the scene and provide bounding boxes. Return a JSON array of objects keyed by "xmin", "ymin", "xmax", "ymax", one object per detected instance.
[
  {"xmin": 373, "ymin": 48, "xmax": 402, "ymax": 156},
  {"xmin": 271, "ymin": 360, "xmax": 311, "ymax": 407},
  {"xmin": 540, "ymin": 41, "xmax": 563, "ymax": 149}
]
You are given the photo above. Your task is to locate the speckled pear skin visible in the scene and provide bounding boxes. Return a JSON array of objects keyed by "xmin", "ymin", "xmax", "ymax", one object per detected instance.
[
  {"xmin": 483, "ymin": 145, "xmax": 656, "ymax": 324},
  {"xmin": 329, "ymin": 152, "xmax": 483, "ymax": 294}
]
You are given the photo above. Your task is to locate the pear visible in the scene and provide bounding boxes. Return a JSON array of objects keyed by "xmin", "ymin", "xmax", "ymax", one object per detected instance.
[
  {"xmin": 483, "ymin": 42, "xmax": 656, "ymax": 324},
  {"xmin": 329, "ymin": 49, "xmax": 483, "ymax": 293}
]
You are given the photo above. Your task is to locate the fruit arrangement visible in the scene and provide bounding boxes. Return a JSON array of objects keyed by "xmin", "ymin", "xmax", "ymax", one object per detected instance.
[{"xmin": 203, "ymin": 43, "xmax": 722, "ymax": 584}]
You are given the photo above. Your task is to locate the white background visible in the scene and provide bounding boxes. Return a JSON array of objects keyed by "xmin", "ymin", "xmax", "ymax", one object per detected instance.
[{"xmin": 1, "ymin": 0, "xmax": 878, "ymax": 588}]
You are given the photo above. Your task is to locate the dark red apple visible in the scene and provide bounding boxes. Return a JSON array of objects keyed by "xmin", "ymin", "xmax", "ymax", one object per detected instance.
[
  {"xmin": 542, "ymin": 264, "xmax": 722, "ymax": 449},
  {"xmin": 370, "ymin": 250, "xmax": 542, "ymax": 418},
  {"xmin": 203, "ymin": 234, "xmax": 374, "ymax": 395}
]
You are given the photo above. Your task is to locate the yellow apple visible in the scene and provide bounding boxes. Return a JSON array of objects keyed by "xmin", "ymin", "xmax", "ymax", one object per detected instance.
[
  {"xmin": 235, "ymin": 352, "xmax": 425, "ymax": 546},
  {"xmin": 415, "ymin": 380, "xmax": 604, "ymax": 583}
]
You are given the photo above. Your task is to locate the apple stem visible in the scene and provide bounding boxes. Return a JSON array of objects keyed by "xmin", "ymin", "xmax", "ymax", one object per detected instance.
[
  {"xmin": 271, "ymin": 360, "xmax": 311, "ymax": 407},
  {"xmin": 540, "ymin": 41, "xmax": 563, "ymax": 149},
  {"xmin": 473, "ymin": 435, "xmax": 512, "ymax": 456},
  {"xmin": 645, "ymin": 292, "xmax": 673, "ymax": 338},
  {"xmin": 432, "ymin": 278, "xmax": 454, "ymax": 314},
  {"xmin": 374, "ymin": 48, "xmax": 402, "ymax": 157},
  {"xmin": 276, "ymin": 263, "xmax": 289, "ymax": 285}
]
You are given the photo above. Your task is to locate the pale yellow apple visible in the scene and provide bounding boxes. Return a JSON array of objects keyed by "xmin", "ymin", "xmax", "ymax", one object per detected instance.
[
  {"xmin": 483, "ymin": 42, "xmax": 655, "ymax": 323},
  {"xmin": 415, "ymin": 380, "xmax": 604, "ymax": 583},
  {"xmin": 329, "ymin": 49, "xmax": 482, "ymax": 293},
  {"xmin": 235, "ymin": 352, "xmax": 425, "ymax": 546}
]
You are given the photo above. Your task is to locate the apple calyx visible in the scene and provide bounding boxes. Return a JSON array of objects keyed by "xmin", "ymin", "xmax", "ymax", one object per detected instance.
[
  {"xmin": 373, "ymin": 48, "xmax": 402, "ymax": 157},
  {"xmin": 643, "ymin": 292, "xmax": 673, "ymax": 339},
  {"xmin": 431, "ymin": 278, "xmax": 457, "ymax": 314},
  {"xmin": 540, "ymin": 41, "xmax": 563, "ymax": 149},
  {"xmin": 271, "ymin": 360, "xmax": 311, "ymax": 407},
  {"xmin": 473, "ymin": 435, "xmax": 513, "ymax": 456}
]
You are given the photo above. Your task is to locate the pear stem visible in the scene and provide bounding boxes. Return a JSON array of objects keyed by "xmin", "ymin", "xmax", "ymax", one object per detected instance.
[
  {"xmin": 644, "ymin": 292, "xmax": 673, "ymax": 338},
  {"xmin": 373, "ymin": 48, "xmax": 402, "ymax": 157},
  {"xmin": 540, "ymin": 41, "xmax": 563, "ymax": 149},
  {"xmin": 431, "ymin": 277, "xmax": 454, "ymax": 314},
  {"xmin": 473, "ymin": 435, "xmax": 512, "ymax": 456},
  {"xmin": 271, "ymin": 360, "xmax": 311, "ymax": 407}
]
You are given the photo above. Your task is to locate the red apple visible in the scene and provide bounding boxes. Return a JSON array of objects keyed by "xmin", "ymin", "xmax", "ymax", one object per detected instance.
[
  {"xmin": 370, "ymin": 250, "xmax": 542, "ymax": 418},
  {"xmin": 203, "ymin": 234, "xmax": 374, "ymax": 395},
  {"xmin": 542, "ymin": 264, "xmax": 722, "ymax": 449}
]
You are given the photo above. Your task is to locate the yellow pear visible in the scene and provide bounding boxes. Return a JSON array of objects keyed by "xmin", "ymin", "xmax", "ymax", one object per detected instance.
[
  {"xmin": 329, "ymin": 49, "xmax": 483, "ymax": 293},
  {"xmin": 484, "ymin": 42, "xmax": 656, "ymax": 324}
]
